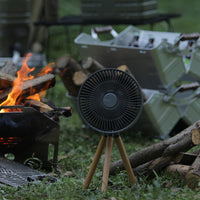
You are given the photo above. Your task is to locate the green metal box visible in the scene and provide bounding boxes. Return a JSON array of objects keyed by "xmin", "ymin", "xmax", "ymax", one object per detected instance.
[
  {"xmin": 134, "ymin": 89, "xmax": 181, "ymax": 138},
  {"xmin": 182, "ymin": 88, "xmax": 200, "ymax": 125}
]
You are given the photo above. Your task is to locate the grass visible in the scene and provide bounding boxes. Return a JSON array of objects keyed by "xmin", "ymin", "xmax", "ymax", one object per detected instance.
[{"xmin": 1, "ymin": 0, "xmax": 200, "ymax": 199}]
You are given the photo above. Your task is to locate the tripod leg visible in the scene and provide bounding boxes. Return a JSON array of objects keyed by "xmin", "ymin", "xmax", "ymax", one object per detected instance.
[
  {"xmin": 101, "ymin": 136, "xmax": 113, "ymax": 192},
  {"xmin": 83, "ymin": 136, "xmax": 106, "ymax": 189},
  {"xmin": 115, "ymin": 136, "xmax": 137, "ymax": 186}
]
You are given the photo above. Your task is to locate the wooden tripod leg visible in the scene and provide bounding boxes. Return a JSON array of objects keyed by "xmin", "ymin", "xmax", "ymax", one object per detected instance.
[
  {"xmin": 101, "ymin": 136, "xmax": 113, "ymax": 192},
  {"xmin": 83, "ymin": 136, "xmax": 106, "ymax": 189},
  {"xmin": 115, "ymin": 136, "xmax": 137, "ymax": 186}
]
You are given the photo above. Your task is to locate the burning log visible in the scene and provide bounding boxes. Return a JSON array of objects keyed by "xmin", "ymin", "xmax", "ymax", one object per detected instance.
[
  {"xmin": 110, "ymin": 121, "xmax": 200, "ymax": 175},
  {"xmin": 24, "ymin": 99, "xmax": 72, "ymax": 117},
  {"xmin": 0, "ymin": 61, "xmax": 18, "ymax": 76},
  {"xmin": 0, "ymin": 73, "xmax": 55, "ymax": 104},
  {"xmin": 24, "ymin": 99, "xmax": 54, "ymax": 113},
  {"xmin": 0, "ymin": 72, "xmax": 15, "ymax": 90},
  {"xmin": 55, "ymin": 54, "xmax": 88, "ymax": 97}
]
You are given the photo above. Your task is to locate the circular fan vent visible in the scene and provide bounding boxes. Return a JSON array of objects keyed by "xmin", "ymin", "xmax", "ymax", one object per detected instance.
[{"xmin": 78, "ymin": 69, "xmax": 143, "ymax": 134}]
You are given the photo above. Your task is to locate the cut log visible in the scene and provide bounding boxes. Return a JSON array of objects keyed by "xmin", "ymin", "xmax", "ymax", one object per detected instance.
[
  {"xmin": 50, "ymin": 107, "xmax": 72, "ymax": 118},
  {"xmin": 166, "ymin": 164, "xmax": 190, "ymax": 178},
  {"xmin": 0, "ymin": 61, "xmax": 18, "ymax": 76},
  {"xmin": 133, "ymin": 156, "xmax": 172, "ymax": 178},
  {"xmin": 56, "ymin": 54, "xmax": 87, "ymax": 97},
  {"xmin": 174, "ymin": 152, "xmax": 197, "ymax": 165},
  {"xmin": 73, "ymin": 71, "xmax": 88, "ymax": 86},
  {"xmin": 0, "ymin": 73, "xmax": 55, "ymax": 104},
  {"xmin": 24, "ymin": 99, "xmax": 72, "ymax": 117},
  {"xmin": 186, "ymin": 152, "xmax": 200, "ymax": 189},
  {"xmin": 110, "ymin": 121, "xmax": 200, "ymax": 174},
  {"xmin": 82, "ymin": 57, "xmax": 105, "ymax": 73},
  {"xmin": 24, "ymin": 99, "xmax": 53, "ymax": 113},
  {"xmin": 0, "ymin": 72, "xmax": 15, "ymax": 90},
  {"xmin": 117, "ymin": 65, "xmax": 132, "ymax": 74}
]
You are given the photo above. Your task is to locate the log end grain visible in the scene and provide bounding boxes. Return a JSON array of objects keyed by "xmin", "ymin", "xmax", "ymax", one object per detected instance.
[{"xmin": 191, "ymin": 129, "xmax": 200, "ymax": 145}]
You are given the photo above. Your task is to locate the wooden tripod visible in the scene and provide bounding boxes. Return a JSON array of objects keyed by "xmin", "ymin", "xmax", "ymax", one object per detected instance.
[{"xmin": 83, "ymin": 135, "xmax": 137, "ymax": 192}]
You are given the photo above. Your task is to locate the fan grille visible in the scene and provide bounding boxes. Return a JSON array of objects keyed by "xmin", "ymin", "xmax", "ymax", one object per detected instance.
[{"xmin": 78, "ymin": 69, "xmax": 143, "ymax": 134}]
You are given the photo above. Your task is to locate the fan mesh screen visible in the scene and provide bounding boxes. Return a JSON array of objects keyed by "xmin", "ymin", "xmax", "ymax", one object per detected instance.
[{"xmin": 78, "ymin": 69, "xmax": 143, "ymax": 134}]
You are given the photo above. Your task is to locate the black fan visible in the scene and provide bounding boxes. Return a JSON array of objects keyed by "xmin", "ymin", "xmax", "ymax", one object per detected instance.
[
  {"xmin": 78, "ymin": 68, "xmax": 143, "ymax": 192},
  {"xmin": 78, "ymin": 68, "xmax": 143, "ymax": 134}
]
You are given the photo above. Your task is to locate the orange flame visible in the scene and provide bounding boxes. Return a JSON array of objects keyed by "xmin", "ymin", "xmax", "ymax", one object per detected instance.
[{"xmin": 0, "ymin": 53, "xmax": 53, "ymax": 112}]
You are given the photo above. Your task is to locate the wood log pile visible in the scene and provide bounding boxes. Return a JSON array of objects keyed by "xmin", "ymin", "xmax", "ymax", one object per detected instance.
[
  {"xmin": 109, "ymin": 120, "xmax": 200, "ymax": 189},
  {"xmin": 0, "ymin": 61, "xmax": 72, "ymax": 117}
]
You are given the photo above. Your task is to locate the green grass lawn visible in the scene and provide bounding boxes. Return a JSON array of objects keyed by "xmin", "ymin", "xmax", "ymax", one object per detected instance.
[{"xmin": 1, "ymin": 0, "xmax": 200, "ymax": 199}]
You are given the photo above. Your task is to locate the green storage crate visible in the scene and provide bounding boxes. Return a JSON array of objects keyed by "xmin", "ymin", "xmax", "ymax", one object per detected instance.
[
  {"xmin": 182, "ymin": 87, "xmax": 200, "ymax": 125},
  {"xmin": 188, "ymin": 50, "xmax": 200, "ymax": 79},
  {"xmin": 133, "ymin": 89, "xmax": 181, "ymax": 138},
  {"xmin": 75, "ymin": 25, "xmax": 186, "ymax": 90}
]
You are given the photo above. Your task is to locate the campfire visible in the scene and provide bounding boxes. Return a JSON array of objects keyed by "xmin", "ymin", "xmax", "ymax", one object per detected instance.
[
  {"xmin": 0, "ymin": 53, "xmax": 55, "ymax": 112},
  {"xmin": 0, "ymin": 53, "xmax": 72, "ymax": 170}
]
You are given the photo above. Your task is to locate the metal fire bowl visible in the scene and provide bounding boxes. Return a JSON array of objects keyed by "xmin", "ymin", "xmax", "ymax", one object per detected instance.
[{"xmin": 0, "ymin": 106, "xmax": 59, "ymax": 146}]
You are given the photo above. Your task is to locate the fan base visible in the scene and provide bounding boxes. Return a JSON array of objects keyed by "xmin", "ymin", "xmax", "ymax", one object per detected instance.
[{"xmin": 83, "ymin": 135, "xmax": 136, "ymax": 192}]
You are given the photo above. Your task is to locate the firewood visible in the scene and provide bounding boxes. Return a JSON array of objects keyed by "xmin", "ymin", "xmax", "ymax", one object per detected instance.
[
  {"xmin": 174, "ymin": 152, "xmax": 197, "ymax": 165},
  {"xmin": 50, "ymin": 107, "xmax": 72, "ymax": 118},
  {"xmin": 0, "ymin": 61, "xmax": 18, "ymax": 76},
  {"xmin": 56, "ymin": 54, "xmax": 87, "ymax": 97},
  {"xmin": 133, "ymin": 156, "xmax": 172, "ymax": 178},
  {"xmin": 117, "ymin": 65, "xmax": 132, "ymax": 74},
  {"xmin": 0, "ymin": 88, "xmax": 12, "ymax": 103},
  {"xmin": 73, "ymin": 71, "xmax": 88, "ymax": 86},
  {"xmin": 82, "ymin": 57, "xmax": 105, "ymax": 73},
  {"xmin": 24, "ymin": 99, "xmax": 53, "ymax": 113},
  {"xmin": 186, "ymin": 152, "xmax": 200, "ymax": 189},
  {"xmin": 25, "ymin": 99, "xmax": 72, "ymax": 117},
  {"xmin": 0, "ymin": 72, "xmax": 15, "ymax": 90},
  {"xmin": 110, "ymin": 121, "xmax": 200, "ymax": 174},
  {"xmin": 166, "ymin": 164, "xmax": 190, "ymax": 178},
  {"xmin": 0, "ymin": 74, "xmax": 55, "ymax": 103}
]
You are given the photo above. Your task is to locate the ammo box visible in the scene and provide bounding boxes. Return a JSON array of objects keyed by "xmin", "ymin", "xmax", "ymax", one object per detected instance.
[
  {"xmin": 182, "ymin": 87, "xmax": 200, "ymax": 125},
  {"xmin": 134, "ymin": 89, "xmax": 181, "ymax": 138}
]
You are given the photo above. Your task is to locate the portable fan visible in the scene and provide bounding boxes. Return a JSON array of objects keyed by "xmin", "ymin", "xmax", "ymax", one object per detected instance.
[{"xmin": 78, "ymin": 68, "xmax": 143, "ymax": 192}]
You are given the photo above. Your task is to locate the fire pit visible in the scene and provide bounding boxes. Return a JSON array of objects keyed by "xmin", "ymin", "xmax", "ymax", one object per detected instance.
[
  {"xmin": 0, "ymin": 53, "xmax": 72, "ymax": 170},
  {"xmin": 0, "ymin": 105, "xmax": 60, "ymax": 170}
]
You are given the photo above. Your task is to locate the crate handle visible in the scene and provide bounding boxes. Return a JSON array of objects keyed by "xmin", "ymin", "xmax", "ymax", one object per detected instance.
[
  {"xmin": 163, "ymin": 82, "xmax": 200, "ymax": 103},
  {"xmin": 91, "ymin": 26, "xmax": 118, "ymax": 39},
  {"xmin": 175, "ymin": 33, "xmax": 200, "ymax": 46}
]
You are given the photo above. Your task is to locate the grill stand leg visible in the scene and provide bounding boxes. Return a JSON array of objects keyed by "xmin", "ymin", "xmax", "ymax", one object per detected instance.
[{"xmin": 83, "ymin": 135, "xmax": 136, "ymax": 192}]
